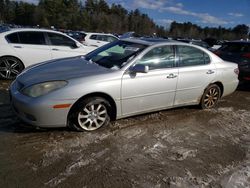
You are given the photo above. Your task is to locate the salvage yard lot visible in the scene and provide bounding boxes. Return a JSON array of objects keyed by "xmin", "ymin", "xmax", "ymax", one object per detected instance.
[{"xmin": 0, "ymin": 80, "xmax": 250, "ymax": 188}]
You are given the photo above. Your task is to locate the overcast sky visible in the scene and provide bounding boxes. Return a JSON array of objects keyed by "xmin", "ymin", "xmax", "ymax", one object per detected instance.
[{"xmin": 14, "ymin": 0, "xmax": 250, "ymax": 28}]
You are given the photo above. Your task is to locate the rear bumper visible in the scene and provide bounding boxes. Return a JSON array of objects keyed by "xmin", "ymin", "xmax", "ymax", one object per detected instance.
[{"xmin": 222, "ymin": 79, "xmax": 239, "ymax": 97}]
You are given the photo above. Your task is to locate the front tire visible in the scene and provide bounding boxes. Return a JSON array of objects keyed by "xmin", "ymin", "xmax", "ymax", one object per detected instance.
[
  {"xmin": 0, "ymin": 56, "xmax": 24, "ymax": 80},
  {"xmin": 69, "ymin": 97, "xmax": 111, "ymax": 131},
  {"xmin": 200, "ymin": 84, "xmax": 221, "ymax": 109}
]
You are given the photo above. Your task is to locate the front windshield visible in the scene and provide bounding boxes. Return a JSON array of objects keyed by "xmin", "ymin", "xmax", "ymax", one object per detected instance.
[{"xmin": 85, "ymin": 40, "xmax": 147, "ymax": 70}]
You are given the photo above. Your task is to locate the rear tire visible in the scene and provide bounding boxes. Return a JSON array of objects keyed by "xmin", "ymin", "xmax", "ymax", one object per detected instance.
[
  {"xmin": 200, "ymin": 84, "xmax": 221, "ymax": 109},
  {"xmin": 0, "ymin": 56, "xmax": 24, "ymax": 80},
  {"xmin": 68, "ymin": 97, "xmax": 111, "ymax": 131}
]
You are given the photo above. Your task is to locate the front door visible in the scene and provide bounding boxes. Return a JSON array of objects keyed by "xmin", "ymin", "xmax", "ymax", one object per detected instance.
[
  {"xmin": 46, "ymin": 32, "xmax": 88, "ymax": 59},
  {"xmin": 121, "ymin": 45, "xmax": 178, "ymax": 116}
]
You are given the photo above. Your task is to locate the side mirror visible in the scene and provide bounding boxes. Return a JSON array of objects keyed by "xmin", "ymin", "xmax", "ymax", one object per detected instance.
[{"xmin": 129, "ymin": 64, "xmax": 149, "ymax": 73}]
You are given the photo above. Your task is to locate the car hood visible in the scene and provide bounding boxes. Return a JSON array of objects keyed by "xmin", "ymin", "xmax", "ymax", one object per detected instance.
[{"xmin": 17, "ymin": 56, "xmax": 111, "ymax": 85}]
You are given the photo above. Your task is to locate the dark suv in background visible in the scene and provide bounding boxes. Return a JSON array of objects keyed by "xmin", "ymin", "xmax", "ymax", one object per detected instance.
[{"xmin": 214, "ymin": 41, "xmax": 250, "ymax": 82}]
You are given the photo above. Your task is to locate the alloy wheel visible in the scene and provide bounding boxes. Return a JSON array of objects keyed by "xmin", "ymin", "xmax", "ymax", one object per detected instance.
[
  {"xmin": 0, "ymin": 57, "xmax": 23, "ymax": 79},
  {"xmin": 202, "ymin": 85, "xmax": 221, "ymax": 109},
  {"xmin": 77, "ymin": 103, "xmax": 108, "ymax": 131}
]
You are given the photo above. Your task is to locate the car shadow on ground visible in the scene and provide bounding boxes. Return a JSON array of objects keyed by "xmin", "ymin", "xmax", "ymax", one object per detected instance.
[
  {"xmin": 237, "ymin": 82, "xmax": 250, "ymax": 91},
  {"xmin": 0, "ymin": 121, "xmax": 71, "ymax": 134}
]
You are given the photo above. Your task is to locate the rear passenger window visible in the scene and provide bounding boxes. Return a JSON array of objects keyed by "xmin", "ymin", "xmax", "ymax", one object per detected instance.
[
  {"xmin": 6, "ymin": 33, "xmax": 19, "ymax": 43},
  {"xmin": 18, "ymin": 32, "xmax": 46, "ymax": 45},
  {"xmin": 177, "ymin": 46, "xmax": 210, "ymax": 67},
  {"xmin": 136, "ymin": 45, "xmax": 175, "ymax": 70}
]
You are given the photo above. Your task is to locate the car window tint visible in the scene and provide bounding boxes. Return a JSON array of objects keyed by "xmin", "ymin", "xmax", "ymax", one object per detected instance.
[
  {"xmin": 220, "ymin": 43, "xmax": 245, "ymax": 53},
  {"xmin": 96, "ymin": 35, "xmax": 105, "ymax": 41},
  {"xmin": 136, "ymin": 45, "xmax": 175, "ymax": 70},
  {"xmin": 204, "ymin": 53, "xmax": 210, "ymax": 64},
  {"xmin": 48, "ymin": 32, "xmax": 75, "ymax": 47},
  {"xmin": 90, "ymin": 35, "xmax": 97, "ymax": 40},
  {"xmin": 6, "ymin": 33, "xmax": 19, "ymax": 43},
  {"xmin": 18, "ymin": 32, "xmax": 46, "ymax": 45},
  {"xmin": 178, "ymin": 46, "xmax": 210, "ymax": 67}
]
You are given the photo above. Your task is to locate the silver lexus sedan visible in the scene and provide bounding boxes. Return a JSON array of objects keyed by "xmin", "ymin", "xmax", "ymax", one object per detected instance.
[{"xmin": 10, "ymin": 39, "xmax": 239, "ymax": 131}]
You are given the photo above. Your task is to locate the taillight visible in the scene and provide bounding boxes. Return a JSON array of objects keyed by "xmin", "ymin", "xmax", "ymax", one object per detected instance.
[
  {"xmin": 234, "ymin": 68, "xmax": 239, "ymax": 75},
  {"xmin": 243, "ymin": 76, "xmax": 250, "ymax": 81},
  {"xmin": 242, "ymin": 53, "xmax": 250, "ymax": 59}
]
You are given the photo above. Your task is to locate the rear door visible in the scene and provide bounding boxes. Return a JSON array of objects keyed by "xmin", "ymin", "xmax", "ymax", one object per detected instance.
[
  {"xmin": 174, "ymin": 45, "xmax": 216, "ymax": 106},
  {"xmin": 7, "ymin": 31, "xmax": 52, "ymax": 66}
]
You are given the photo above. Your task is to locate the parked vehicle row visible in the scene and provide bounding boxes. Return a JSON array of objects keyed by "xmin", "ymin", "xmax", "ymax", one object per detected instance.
[
  {"xmin": 66, "ymin": 31, "xmax": 119, "ymax": 47},
  {"xmin": 176, "ymin": 39, "xmax": 210, "ymax": 49},
  {"xmin": 0, "ymin": 28, "xmax": 96, "ymax": 79},
  {"xmin": 10, "ymin": 39, "xmax": 239, "ymax": 131},
  {"xmin": 214, "ymin": 41, "xmax": 250, "ymax": 82}
]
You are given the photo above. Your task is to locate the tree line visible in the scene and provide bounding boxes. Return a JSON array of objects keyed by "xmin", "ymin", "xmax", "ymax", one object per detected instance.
[{"xmin": 0, "ymin": 0, "xmax": 249, "ymax": 40}]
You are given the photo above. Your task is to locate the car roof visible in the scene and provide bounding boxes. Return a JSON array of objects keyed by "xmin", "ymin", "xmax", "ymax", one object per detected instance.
[
  {"xmin": 121, "ymin": 38, "xmax": 183, "ymax": 46},
  {"xmin": 1, "ymin": 28, "xmax": 65, "ymax": 36}
]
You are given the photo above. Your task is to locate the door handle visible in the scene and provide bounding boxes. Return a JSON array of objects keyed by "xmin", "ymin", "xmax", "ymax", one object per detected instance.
[
  {"xmin": 167, "ymin": 73, "xmax": 177, "ymax": 79},
  {"xmin": 14, "ymin": 46, "xmax": 22, "ymax": 48},
  {"xmin": 52, "ymin": 48, "xmax": 59, "ymax": 51},
  {"xmin": 206, "ymin": 70, "xmax": 215, "ymax": 74}
]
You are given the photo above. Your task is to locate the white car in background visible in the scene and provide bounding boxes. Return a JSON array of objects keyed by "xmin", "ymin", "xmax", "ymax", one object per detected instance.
[
  {"xmin": 0, "ymin": 28, "xmax": 96, "ymax": 79},
  {"xmin": 83, "ymin": 32, "xmax": 118, "ymax": 47}
]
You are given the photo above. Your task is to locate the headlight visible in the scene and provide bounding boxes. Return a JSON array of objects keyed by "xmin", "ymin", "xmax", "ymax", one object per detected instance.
[{"xmin": 22, "ymin": 81, "xmax": 68, "ymax": 97}]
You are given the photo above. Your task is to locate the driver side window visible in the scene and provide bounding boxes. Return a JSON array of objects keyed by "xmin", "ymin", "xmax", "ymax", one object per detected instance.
[{"xmin": 135, "ymin": 45, "xmax": 175, "ymax": 70}]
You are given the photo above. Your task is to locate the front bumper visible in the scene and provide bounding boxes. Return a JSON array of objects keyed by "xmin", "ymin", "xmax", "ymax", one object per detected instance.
[{"xmin": 10, "ymin": 82, "xmax": 76, "ymax": 128}]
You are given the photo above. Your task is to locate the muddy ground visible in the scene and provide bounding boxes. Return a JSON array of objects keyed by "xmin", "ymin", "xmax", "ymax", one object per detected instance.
[{"xmin": 0, "ymin": 80, "xmax": 250, "ymax": 188}]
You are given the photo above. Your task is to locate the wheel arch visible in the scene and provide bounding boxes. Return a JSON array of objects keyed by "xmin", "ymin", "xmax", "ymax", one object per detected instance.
[
  {"xmin": 211, "ymin": 81, "xmax": 224, "ymax": 97},
  {"xmin": 199, "ymin": 81, "xmax": 224, "ymax": 107},
  {"xmin": 0, "ymin": 55, "xmax": 25, "ymax": 68},
  {"xmin": 68, "ymin": 92, "xmax": 117, "ymax": 121}
]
